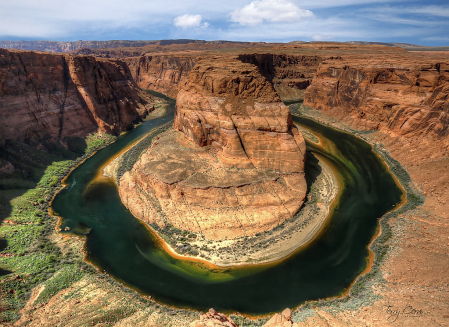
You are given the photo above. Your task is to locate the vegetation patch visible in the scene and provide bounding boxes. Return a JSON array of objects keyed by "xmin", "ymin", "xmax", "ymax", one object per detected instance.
[{"xmin": 0, "ymin": 132, "xmax": 116, "ymax": 323}]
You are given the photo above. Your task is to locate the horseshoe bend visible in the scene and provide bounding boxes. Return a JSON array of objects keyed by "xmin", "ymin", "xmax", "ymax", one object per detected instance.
[{"xmin": 0, "ymin": 40, "xmax": 448, "ymax": 326}]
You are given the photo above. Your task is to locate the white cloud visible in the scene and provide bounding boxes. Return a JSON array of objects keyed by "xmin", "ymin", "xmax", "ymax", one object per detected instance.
[
  {"xmin": 230, "ymin": 0, "xmax": 313, "ymax": 25},
  {"xmin": 356, "ymin": 6, "xmax": 447, "ymax": 27},
  {"xmin": 391, "ymin": 5, "xmax": 449, "ymax": 18},
  {"xmin": 0, "ymin": 0, "xmax": 446, "ymax": 46},
  {"xmin": 174, "ymin": 14, "xmax": 209, "ymax": 29},
  {"xmin": 312, "ymin": 34, "xmax": 334, "ymax": 41}
]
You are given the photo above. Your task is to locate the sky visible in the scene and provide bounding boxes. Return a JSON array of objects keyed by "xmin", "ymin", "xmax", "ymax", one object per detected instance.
[{"xmin": 0, "ymin": 0, "xmax": 448, "ymax": 46}]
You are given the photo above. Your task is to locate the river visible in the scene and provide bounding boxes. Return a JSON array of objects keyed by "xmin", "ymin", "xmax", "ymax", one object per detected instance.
[{"xmin": 52, "ymin": 91, "xmax": 403, "ymax": 314}]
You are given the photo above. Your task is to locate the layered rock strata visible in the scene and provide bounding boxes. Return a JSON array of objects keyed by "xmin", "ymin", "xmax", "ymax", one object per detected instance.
[
  {"xmin": 189, "ymin": 308, "xmax": 237, "ymax": 327},
  {"xmin": 119, "ymin": 129, "xmax": 307, "ymax": 240},
  {"xmin": 174, "ymin": 57, "xmax": 307, "ymax": 172},
  {"xmin": 118, "ymin": 57, "xmax": 307, "ymax": 240},
  {"xmin": 304, "ymin": 57, "xmax": 449, "ymax": 143},
  {"xmin": 125, "ymin": 54, "xmax": 196, "ymax": 98},
  {"xmin": 0, "ymin": 48, "xmax": 148, "ymax": 145},
  {"xmin": 238, "ymin": 53, "xmax": 323, "ymax": 100}
]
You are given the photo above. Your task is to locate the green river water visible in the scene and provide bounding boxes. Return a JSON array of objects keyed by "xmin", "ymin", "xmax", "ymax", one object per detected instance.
[{"xmin": 52, "ymin": 92, "xmax": 403, "ymax": 314}]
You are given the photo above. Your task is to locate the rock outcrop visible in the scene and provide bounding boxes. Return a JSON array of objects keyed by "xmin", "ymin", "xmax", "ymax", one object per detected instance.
[
  {"xmin": 188, "ymin": 308, "xmax": 297, "ymax": 327},
  {"xmin": 263, "ymin": 308, "xmax": 294, "ymax": 327},
  {"xmin": 174, "ymin": 56, "xmax": 307, "ymax": 172},
  {"xmin": 304, "ymin": 57, "xmax": 449, "ymax": 143},
  {"xmin": 117, "ymin": 56, "xmax": 307, "ymax": 240},
  {"xmin": 119, "ymin": 129, "xmax": 307, "ymax": 240},
  {"xmin": 189, "ymin": 308, "xmax": 238, "ymax": 327},
  {"xmin": 0, "ymin": 48, "xmax": 149, "ymax": 145}
]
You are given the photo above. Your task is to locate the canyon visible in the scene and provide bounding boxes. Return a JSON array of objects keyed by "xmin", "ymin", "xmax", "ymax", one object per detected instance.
[{"xmin": 0, "ymin": 41, "xmax": 448, "ymax": 326}]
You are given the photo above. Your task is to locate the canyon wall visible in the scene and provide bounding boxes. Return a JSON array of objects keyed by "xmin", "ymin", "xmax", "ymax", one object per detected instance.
[
  {"xmin": 124, "ymin": 54, "xmax": 196, "ymax": 98},
  {"xmin": 0, "ymin": 48, "xmax": 148, "ymax": 145},
  {"xmin": 124, "ymin": 52, "xmax": 324, "ymax": 101},
  {"xmin": 304, "ymin": 57, "xmax": 449, "ymax": 143},
  {"xmin": 238, "ymin": 53, "xmax": 323, "ymax": 100}
]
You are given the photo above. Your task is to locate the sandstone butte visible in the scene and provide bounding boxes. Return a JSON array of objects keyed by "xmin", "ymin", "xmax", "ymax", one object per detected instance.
[
  {"xmin": 118, "ymin": 56, "xmax": 308, "ymax": 240},
  {"xmin": 0, "ymin": 48, "xmax": 150, "ymax": 146}
]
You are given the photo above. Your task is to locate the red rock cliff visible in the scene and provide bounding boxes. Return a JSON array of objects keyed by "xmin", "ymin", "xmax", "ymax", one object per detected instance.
[
  {"xmin": 124, "ymin": 54, "xmax": 196, "ymax": 98},
  {"xmin": 238, "ymin": 53, "xmax": 323, "ymax": 93},
  {"xmin": 304, "ymin": 56, "xmax": 449, "ymax": 143},
  {"xmin": 0, "ymin": 48, "xmax": 147, "ymax": 145},
  {"xmin": 117, "ymin": 56, "xmax": 308, "ymax": 241},
  {"xmin": 174, "ymin": 56, "xmax": 306, "ymax": 173}
]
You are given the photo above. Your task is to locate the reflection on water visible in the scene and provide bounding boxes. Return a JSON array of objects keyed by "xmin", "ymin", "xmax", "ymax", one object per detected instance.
[{"xmin": 52, "ymin": 95, "xmax": 403, "ymax": 314}]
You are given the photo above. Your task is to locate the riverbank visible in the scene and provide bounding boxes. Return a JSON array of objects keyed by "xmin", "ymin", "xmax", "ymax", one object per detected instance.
[{"xmin": 284, "ymin": 104, "xmax": 447, "ymax": 327}]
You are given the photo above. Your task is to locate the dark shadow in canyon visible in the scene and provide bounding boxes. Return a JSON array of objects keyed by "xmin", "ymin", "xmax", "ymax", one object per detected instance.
[
  {"xmin": 0, "ymin": 138, "xmax": 87, "ymax": 225},
  {"xmin": 304, "ymin": 151, "xmax": 322, "ymax": 196}
]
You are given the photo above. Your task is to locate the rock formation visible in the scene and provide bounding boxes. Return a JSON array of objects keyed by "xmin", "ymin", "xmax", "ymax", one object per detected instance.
[
  {"xmin": 0, "ymin": 48, "xmax": 149, "ymax": 145},
  {"xmin": 188, "ymin": 308, "xmax": 297, "ymax": 327},
  {"xmin": 304, "ymin": 57, "xmax": 449, "ymax": 143},
  {"xmin": 117, "ymin": 56, "xmax": 307, "ymax": 240},
  {"xmin": 174, "ymin": 56, "xmax": 307, "ymax": 172},
  {"xmin": 189, "ymin": 308, "xmax": 238, "ymax": 327},
  {"xmin": 263, "ymin": 308, "xmax": 294, "ymax": 327}
]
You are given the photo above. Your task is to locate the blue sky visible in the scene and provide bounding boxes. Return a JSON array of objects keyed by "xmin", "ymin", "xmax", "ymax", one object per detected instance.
[{"xmin": 1, "ymin": 0, "xmax": 448, "ymax": 46}]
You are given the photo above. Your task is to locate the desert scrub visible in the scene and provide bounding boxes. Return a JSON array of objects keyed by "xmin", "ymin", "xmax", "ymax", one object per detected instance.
[{"xmin": 0, "ymin": 132, "xmax": 116, "ymax": 323}]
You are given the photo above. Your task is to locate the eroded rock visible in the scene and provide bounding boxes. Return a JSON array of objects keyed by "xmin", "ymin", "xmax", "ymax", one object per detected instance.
[
  {"xmin": 119, "ymin": 129, "xmax": 307, "ymax": 240},
  {"xmin": 304, "ymin": 57, "xmax": 449, "ymax": 143},
  {"xmin": 174, "ymin": 56, "xmax": 306, "ymax": 173},
  {"xmin": 189, "ymin": 308, "xmax": 238, "ymax": 327}
]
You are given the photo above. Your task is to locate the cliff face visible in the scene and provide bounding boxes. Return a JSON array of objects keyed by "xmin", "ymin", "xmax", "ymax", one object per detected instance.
[
  {"xmin": 304, "ymin": 58, "xmax": 449, "ymax": 143},
  {"xmin": 174, "ymin": 56, "xmax": 306, "ymax": 172},
  {"xmin": 238, "ymin": 53, "xmax": 323, "ymax": 100},
  {"xmin": 124, "ymin": 54, "xmax": 196, "ymax": 98},
  {"xmin": 124, "ymin": 52, "xmax": 324, "ymax": 102},
  {"xmin": 0, "ymin": 48, "xmax": 147, "ymax": 145}
]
